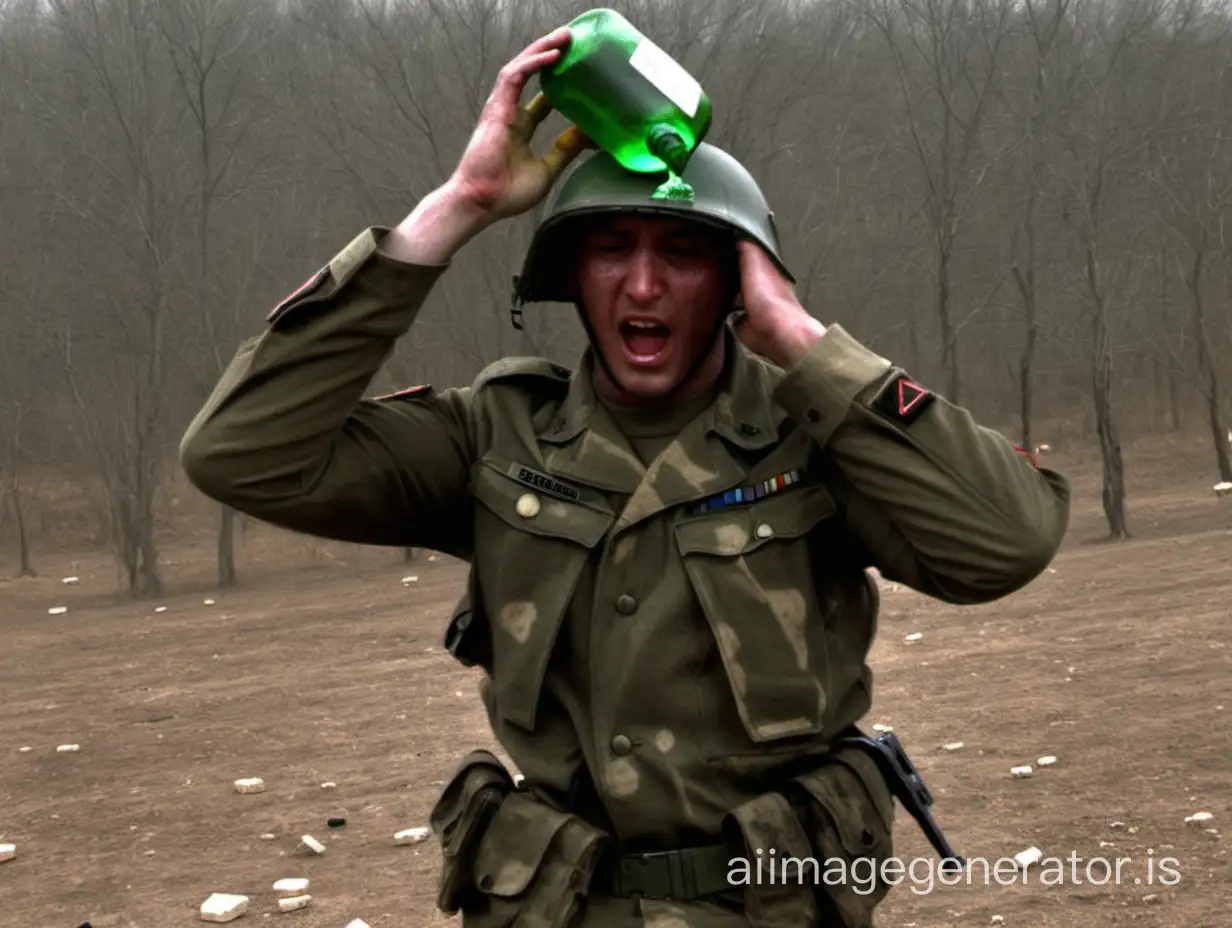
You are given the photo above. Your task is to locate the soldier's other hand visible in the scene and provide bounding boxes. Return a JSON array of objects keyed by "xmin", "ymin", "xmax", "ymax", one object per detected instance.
[
  {"xmin": 445, "ymin": 28, "xmax": 595, "ymax": 225},
  {"xmin": 732, "ymin": 239, "xmax": 827, "ymax": 369}
]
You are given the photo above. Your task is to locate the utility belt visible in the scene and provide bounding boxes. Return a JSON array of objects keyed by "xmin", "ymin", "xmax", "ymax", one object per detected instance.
[{"xmin": 427, "ymin": 730, "xmax": 963, "ymax": 928}]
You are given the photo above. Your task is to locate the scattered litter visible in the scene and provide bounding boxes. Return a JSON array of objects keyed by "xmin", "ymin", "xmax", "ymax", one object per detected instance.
[
  {"xmin": 0, "ymin": 844, "xmax": 16, "ymax": 862},
  {"xmin": 204, "ymin": 599, "xmax": 216, "ymax": 606},
  {"xmin": 62, "ymin": 576, "xmax": 79, "ymax": 584},
  {"xmin": 1037, "ymin": 755, "xmax": 1057, "ymax": 766},
  {"xmin": 942, "ymin": 742, "xmax": 964, "ymax": 752},
  {"xmin": 200, "ymin": 893, "xmax": 248, "ymax": 922},
  {"xmin": 18, "ymin": 746, "xmax": 31, "ymax": 753},
  {"xmin": 401, "ymin": 576, "xmax": 418, "ymax": 584},
  {"xmin": 1110, "ymin": 821, "xmax": 1126, "ymax": 829},
  {"xmin": 154, "ymin": 606, "xmax": 167, "ymax": 613},
  {"xmin": 1143, "ymin": 893, "xmax": 1160, "ymax": 904},
  {"xmin": 260, "ymin": 833, "xmax": 277, "ymax": 841},
  {"xmin": 57, "ymin": 744, "xmax": 80, "ymax": 753},
  {"xmin": 234, "ymin": 778, "xmax": 265, "ymax": 794},
  {"xmin": 872, "ymin": 724, "xmax": 893, "ymax": 733},
  {"xmin": 394, "ymin": 827, "xmax": 430, "ymax": 845},
  {"xmin": 273, "ymin": 878, "xmax": 309, "ymax": 895},
  {"xmin": 428, "ymin": 555, "xmax": 437, "ymax": 562},
  {"xmin": 1185, "ymin": 812, "xmax": 1213, "ymax": 825},
  {"xmin": 1214, "ymin": 482, "xmax": 1231, "ymax": 498},
  {"xmin": 1010, "ymin": 765, "xmax": 1033, "ymax": 778},
  {"xmin": 321, "ymin": 782, "xmax": 337, "ymax": 789},
  {"xmin": 1099, "ymin": 840, "xmax": 1115, "ymax": 848},
  {"xmin": 327, "ymin": 817, "xmax": 346, "ymax": 828},
  {"xmin": 301, "ymin": 835, "xmax": 325, "ymax": 855},
  {"xmin": 1013, "ymin": 847, "xmax": 1043, "ymax": 869},
  {"xmin": 904, "ymin": 632, "xmax": 923, "ymax": 642},
  {"xmin": 990, "ymin": 918, "xmax": 1004, "ymax": 926},
  {"xmin": 278, "ymin": 895, "xmax": 311, "ymax": 912},
  {"xmin": 345, "ymin": 921, "xmax": 371, "ymax": 928},
  {"xmin": 48, "ymin": 606, "xmax": 67, "ymax": 615}
]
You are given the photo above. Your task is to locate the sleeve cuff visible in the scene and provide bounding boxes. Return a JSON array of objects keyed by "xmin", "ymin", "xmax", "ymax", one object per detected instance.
[
  {"xmin": 266, "ymin": 226, "xmax": 449, "ymax": 327},
  {"xmin": 771, "ymin": 323, "xmax": 894, "ymax": 446}
]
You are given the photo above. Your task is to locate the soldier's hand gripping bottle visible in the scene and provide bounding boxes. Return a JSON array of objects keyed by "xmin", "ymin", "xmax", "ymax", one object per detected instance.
[{"xmin": 538, "ymin": 8, "xmax": 712, "ymax": 201}]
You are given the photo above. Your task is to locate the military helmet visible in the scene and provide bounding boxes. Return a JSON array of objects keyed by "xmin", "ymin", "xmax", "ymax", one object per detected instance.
[{"xmin": 512, "ymin": 142, "xmax": 793, "ymax": 307}]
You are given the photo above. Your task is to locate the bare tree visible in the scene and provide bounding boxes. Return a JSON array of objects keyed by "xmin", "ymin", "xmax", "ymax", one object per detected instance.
[{"xmin": 864, "ymin": 0, "xmax": 1019, "ymax": 402}]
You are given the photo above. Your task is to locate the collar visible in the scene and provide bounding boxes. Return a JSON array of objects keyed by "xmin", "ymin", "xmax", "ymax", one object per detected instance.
[{"xmin": 536, "ymin": 325, "xmax": 786, "ymax": 496}]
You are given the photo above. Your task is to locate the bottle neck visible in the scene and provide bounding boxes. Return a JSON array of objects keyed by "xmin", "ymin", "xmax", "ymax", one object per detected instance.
[{"xmin": 647, "ymin": 124, "xmax": 689, "ymax": 175}]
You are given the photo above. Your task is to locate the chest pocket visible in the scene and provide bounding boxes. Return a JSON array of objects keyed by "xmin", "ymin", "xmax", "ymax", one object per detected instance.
[
  {"xmin": 674, "ymin": 481, "xmax": 839, "ymax": 746},
  {"xmin": 470, "ymin": 452, "xmax": 615, "ymax": 733}
]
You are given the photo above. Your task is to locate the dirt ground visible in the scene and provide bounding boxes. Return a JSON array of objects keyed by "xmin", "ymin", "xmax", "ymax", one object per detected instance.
[{"xmin": 1, "ymin": 433, "xmax": 1228, "ymax": 927}]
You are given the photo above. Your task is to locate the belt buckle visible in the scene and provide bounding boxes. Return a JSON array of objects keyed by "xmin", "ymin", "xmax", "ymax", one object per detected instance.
[{"xmin": 616, "ymin": 849, "xmax": 696, "ymax": 900}]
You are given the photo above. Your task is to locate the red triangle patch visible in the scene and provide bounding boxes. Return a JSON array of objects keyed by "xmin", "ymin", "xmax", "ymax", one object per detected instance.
[
  {"xmin": 872, "ymin": 373, "xmax": 935, "ymax": 426},
  {"xmin": 897, "ymin": 380, "xmax": 929, "ymax": 415}
]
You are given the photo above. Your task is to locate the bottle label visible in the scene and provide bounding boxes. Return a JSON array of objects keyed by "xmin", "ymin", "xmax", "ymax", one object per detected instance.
[{"xmin": 629, "ymin": 38, "xmax": 702, "ymax": 118}]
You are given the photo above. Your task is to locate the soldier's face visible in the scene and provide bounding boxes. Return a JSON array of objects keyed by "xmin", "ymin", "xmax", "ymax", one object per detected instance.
[{"xmin": 573, "ymin": 216, "xmax": 731, "ymax": 404}]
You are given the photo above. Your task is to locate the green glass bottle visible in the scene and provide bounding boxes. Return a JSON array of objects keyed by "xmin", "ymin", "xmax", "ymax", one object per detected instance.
[{"xmin": 538, "ymin": 8, "xmax": 712, "ymax": 201}]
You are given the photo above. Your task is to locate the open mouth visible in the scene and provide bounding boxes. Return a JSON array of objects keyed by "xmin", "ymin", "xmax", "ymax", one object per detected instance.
[{"xmin": 619, "ymin": 319, "xmax": 671, "ymax": 364}]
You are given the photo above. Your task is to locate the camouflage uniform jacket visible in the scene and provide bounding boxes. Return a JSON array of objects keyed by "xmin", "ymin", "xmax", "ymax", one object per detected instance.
[{"xmin": 181, "ymin": 227, "xmax": 1071, "ymax": 928}]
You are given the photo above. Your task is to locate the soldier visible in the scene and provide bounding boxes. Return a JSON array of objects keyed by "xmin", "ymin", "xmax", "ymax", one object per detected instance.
[{"xmin": 181, "ymin": 27, "xmax": 1069, "ymax": 928}]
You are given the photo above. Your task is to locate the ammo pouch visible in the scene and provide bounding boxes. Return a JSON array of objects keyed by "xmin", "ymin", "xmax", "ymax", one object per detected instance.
[
  {"xmin": 722, "ymin": 744, "xmax": 896, "ymax": 928},
  {"xmin": 429, "ymin": 749, "xmax": 608, "ymax": 928}
]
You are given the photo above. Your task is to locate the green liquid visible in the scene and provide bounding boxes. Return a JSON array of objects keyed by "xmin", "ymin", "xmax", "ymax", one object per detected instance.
[{"xmin": 539, "ymin": 8, "xmax": 712, "ymax": 198}]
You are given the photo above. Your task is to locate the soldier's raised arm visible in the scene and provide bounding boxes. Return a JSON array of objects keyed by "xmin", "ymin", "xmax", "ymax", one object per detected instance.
[
  {"xmin": 179, "ymin": 27, "xmax": 592, "ymax": 556},
  {"xmin": 734, "ymin": 240, "xmax": 1071, "ymax": 604}
]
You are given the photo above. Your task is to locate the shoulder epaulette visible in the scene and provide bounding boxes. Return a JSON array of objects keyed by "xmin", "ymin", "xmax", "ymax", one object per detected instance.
[{"xmin": 472, "ymin": 356, "xmax": 573, "ymax": 392}]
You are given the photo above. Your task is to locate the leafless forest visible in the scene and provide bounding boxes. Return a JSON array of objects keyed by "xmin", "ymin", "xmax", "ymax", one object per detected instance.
[{"xmin": 1, "ymin": 0, "xmax": 1230, "ymax": 597}]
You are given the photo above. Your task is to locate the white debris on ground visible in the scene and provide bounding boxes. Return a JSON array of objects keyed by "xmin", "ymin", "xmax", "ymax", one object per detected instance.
[
  {"xmin": 234, "ymin": 778, "xmax": 265, "ymax": 794},
  {"xmin": 990, "ymin": 917, "xmax": 1004, "ymax": 925},
  {"xmin": 942, "ymin": 742, "xmax": 964, "ymax": 752},
  {"xmin": 301, "ymin": 834, "xmax": 326, "ymax": 855},
  {"xmin": 1011, "ymin": 765, "xmax": 1033, "ymax": 778},
  {"xmin": 321, "ymin": 781, "xmax": 337, "ymax": 789},
  {"xmin": 56, "ymin": 744, "xmax": 79, "ymax": 753},
  {"xmin": 1013, "ymin": 847, "xmax": 1043, "ymax": 869},
  {"xmin": 394, "ymin": 827, "xmax": 430, "ymax": 845},
  {"xmin": 273, "ymin": 878, "xmax": 308, "ymax": 895},
  {"xmin": 62, "ymin": 576, "xmax": 79, "ymax": 584},
  {"xmin": 48, "ymin": 606, "xmax": 67, "ymax": 615},
  {"xmin": 154, "ymin": 606, "xmax": 167, "ymax": 613},
  {"xmin": 345, "ymin": 921, "xmax": 372, "ymax": 928},
  {"xmin": 904, "ymin": 632, "xmax": 922, "ymax": 642},
  {"xmin": 1037, "ymin": 755, "xmax": 1057, "ymax": 766},
  {"xmin": 0, "ymin": 844, "xmax": 16, "ymax": 862},
  {"xmin": 401, "ymin": 575, "xmax": 418, "ymax": 584},
  {"xmin": 200, "ymin": 892, "xmax": 248, "ymax": 922},
  {"xmin": 278, "ymin": 895, "xmax": 311, "ymax": 912},
  {"xmin": 1185, "ymin": 811, "xmax": 1213, "ymax": 825},
  {"xmin": 1214, "ymin": 481, "xmax": 1231, "ymax": 498},
  {"xmin": 260, "ymin": 833, "xmax": 277, "ymax": 841},
  {"xmin": 872, "ymin": 724, "xmax": 893, "ymax": 733},
  {"xmin": 18, "ymin": 746, "xmax": 31, "ymax": 753},
  {"xmin": 204, "ymin": 599, "xmax": 215, "ymax": 605}
]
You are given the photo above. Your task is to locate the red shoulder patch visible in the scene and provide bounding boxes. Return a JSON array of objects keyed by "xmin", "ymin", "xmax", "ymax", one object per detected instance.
[
  {"xmin": 374, "ymin": 384, "xmax": 431, "ymax": 401},
  {"xmin": 267, "ymin": 266, "xmax": 329, "ymax": 322}
]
